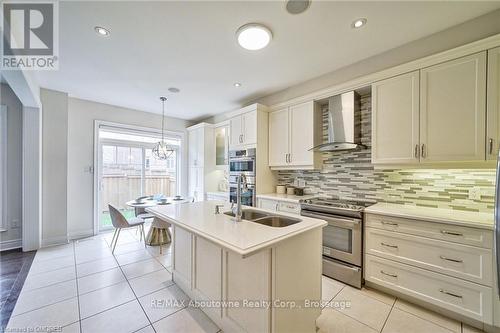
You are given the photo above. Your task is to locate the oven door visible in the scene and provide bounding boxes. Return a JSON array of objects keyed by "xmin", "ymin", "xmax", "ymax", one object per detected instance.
[
  {"xmin": 229, "ymin": 184, "xmax": 255, "ymax": 207},
  {"xmin": 301, "ymin": 210, "xmax": 362, "ymax": 266},
  {"xmin": 229, "ymin": 158, "xmax": 255, "ymax": 173}
]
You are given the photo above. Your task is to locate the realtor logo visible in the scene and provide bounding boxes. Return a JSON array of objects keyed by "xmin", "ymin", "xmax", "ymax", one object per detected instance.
[{"xmin": 1, "ymin": 1, "xmax": 59, "ymax": 70}]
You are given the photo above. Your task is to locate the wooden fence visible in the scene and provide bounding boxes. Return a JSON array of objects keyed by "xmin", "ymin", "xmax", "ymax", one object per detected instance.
[{"xmin": 101, "ymin": 175, "xmax": 176, "ymax": 211}]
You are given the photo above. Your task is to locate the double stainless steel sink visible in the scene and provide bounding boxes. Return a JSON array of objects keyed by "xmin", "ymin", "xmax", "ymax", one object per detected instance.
[{"xmin": 224, "ymin": 209, "xmax": 301, "ymax": 228}]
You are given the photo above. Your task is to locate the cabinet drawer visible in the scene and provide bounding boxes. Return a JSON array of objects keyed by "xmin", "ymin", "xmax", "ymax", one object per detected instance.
[
  {"xmin": 365, "ymin": 214, "xmax": 492, "ymax": 249},
  {"xmin": 366, "ymin": 228, "xmax": 492, "ymax": 286},
  {"xmin": 278, "ymin": 202, "xmax": 300, "ymax": 214},
  {"xmin": 365, "ymin": 254, "xmax": 493, "ymax": 323}
]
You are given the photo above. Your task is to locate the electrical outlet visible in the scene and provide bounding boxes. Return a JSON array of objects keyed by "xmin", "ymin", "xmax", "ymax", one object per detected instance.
[{"xmin": 468, "ymin": 188, "xmax": 481, "ymax": 200}]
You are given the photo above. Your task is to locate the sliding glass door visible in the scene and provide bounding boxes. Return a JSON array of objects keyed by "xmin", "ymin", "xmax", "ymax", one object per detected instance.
[{"xmin": 97, "ymin": 127, "xmax": 180, "ymax": 231}]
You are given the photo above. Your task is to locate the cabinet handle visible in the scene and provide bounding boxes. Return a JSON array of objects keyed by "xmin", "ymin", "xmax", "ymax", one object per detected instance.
[
  {"xmin": 439, "ymin": 289, "xmax": 462, "ymax": 299},
  {"xmin": 440, "ymin": 230, "xmax": 463, "ymax": 237},
  {"xmin": 380, "ymin": 270, "xmax": 398, "ymax": 278},
  {"xmin": 414, "ymin": 144, "xmax": 419, "ymax": 159},
  {"xmin": 289, "ymin": 154, "xmax": 292, "ymax": 163},
  {"xmin": 489, "ymin": 138, "xmax": 494, "ymax": 155},
  {"xmin": 381, "ymin": 221, "xmax": 398, "ymax": 227},
  {"xmin": 439, "ymin": 255, "xmax": 463, "ymax": 263},
  {"xmin": 275, "ymin": 203, "xmax": 279, "ymax": 211},
  {"xmin": 381, "ymin": 242, "xmax": 398, "ymax": 249},
  {"xmin": 421, "ymin": 144, "xmax": 426, "ymax": 158}
]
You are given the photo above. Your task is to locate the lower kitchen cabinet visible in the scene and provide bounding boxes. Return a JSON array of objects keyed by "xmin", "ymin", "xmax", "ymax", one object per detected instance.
[
  {"xmin": 364, "ymin": 212, "xmax": 494, "ymax": 325},
  {"xmin": 171, "ymin": 225, "xmax": 322, "ymax": 333},
  {"xmin": 257, "ymin": 197, "xmax": 301, "ymax": 214}
]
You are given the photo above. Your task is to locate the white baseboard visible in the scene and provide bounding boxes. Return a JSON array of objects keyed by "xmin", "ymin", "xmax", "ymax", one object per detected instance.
[
  {"xmin": 68, "ymin": 228, "xmax": 94, "ymax": 240},
  {"xmin": 41, "ymin": 235, "xmax": 69, "ymax": 248},
  {"xmin": 0, "ymin": 238, "xmax": 22, "ymax": 251}
]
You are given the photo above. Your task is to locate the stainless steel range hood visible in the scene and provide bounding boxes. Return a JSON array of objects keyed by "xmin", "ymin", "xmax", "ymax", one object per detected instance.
[{"xmin": 309, "ymin": 91, "xmax": 364, "ymax": 152}]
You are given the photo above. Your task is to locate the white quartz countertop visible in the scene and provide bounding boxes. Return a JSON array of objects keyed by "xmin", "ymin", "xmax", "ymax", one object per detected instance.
[
  {"xmin": 206, "ymin": 191, "xmax": 228, "ymax": 196},
  {"xmin": 146, "ymin": 201, "xmax": 327, "ymax": 256},
  {"xmin": 256, "ymin": 193, "xmax": 316, "ymax": 203},
  {"xmin": 365, "ymin": 202, "xmax": 494, "ymax": 230}
]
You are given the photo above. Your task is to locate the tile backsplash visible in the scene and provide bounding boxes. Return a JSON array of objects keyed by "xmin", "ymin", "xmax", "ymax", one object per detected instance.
[{"xmin": 277, "ymin": 93, "xmax": 496, "ymax": 213}]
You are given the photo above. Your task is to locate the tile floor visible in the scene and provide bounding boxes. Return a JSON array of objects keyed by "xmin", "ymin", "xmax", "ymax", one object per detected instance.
[
  {"xmin": 6, "ymin": 225, "xmax": 220, "ymax": 333},
  {"xmin": 5, "ymin": 225, "xmax": 488, "ymax": 333},
  {"xmin": 318, "ymin": 275, "xmax": 486, "ymax": 333}
]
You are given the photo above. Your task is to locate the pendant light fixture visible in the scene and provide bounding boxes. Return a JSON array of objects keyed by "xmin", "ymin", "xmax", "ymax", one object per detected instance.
[{"xmin": 152, "ymin": 96, "xmax": 174, "ymax": 160}]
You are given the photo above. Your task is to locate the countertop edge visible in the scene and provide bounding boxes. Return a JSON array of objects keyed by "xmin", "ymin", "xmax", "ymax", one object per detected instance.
[
  {"xmin": 146, "ymin": 207, "xmax": 327, "ymax": 256},
  {"xmin": 256, "ymin": 193, "xmax": 315, "ymax": 203},
  {"xmin": 364, "ymin": 205, "xmax": 494, "ymax": 230}
]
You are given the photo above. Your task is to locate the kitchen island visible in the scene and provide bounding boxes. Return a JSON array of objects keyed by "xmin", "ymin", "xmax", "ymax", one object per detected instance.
[{"xmin": 147, "ymin": 201, "xmax": 326, "ymax": 333}]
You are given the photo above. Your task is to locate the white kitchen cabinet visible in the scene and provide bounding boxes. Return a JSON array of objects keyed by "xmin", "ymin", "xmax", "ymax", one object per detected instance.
[
  {"xmin": 268, "ymin": 108, "xmax": 289, "ymax": 166},
  {"xmin": 173, "ymin": 226, "xmax": 193, "ymax": 290},
  {"xmin": 487, "ymin": 47, "xmax": 500, "ymax": 160},
  {"xmin": 365, "ymin": 212, "xmax": 494, "ymax": 325},
  {"xmin": 194, "ymin": 236, "xmax": 222, "ymax": 304},
  {"xmin": 257, "ymin": 198, "xmax": 279, "ymax": 211},
  {"xmin": 268, "ymin": 101, "xmax": 321, "ymax": 170},
  {"xmin": 420, "ymin": 52, "xmax": 486, "ymax": 162},
  {"xmin": 187, "ymin": 123, "xmax": 215, "ymax": 201},
  {"xmin": 229, "ymin": 110, "xmax": 257, "ymax": 147},
  {"xmin": 372, "ymin": 71, "xmax": 420, "ymax": 164}
]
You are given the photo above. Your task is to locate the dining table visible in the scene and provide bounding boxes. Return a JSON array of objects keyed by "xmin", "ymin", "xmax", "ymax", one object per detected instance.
[{"xmin": 125, "ymin": 196, "xmax": 193, "ymax": 253}]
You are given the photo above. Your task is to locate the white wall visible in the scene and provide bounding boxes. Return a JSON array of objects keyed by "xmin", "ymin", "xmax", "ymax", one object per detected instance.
[
  {"xmin": 41, "ymin": 88, "xmax": 69, "ymax": 246},
  {"xmin": 0, "ymin": 84, "xmax": 23, "ymax": 250},
  {"xmin": 67, "ymin": 97, "xmax": 191, "ymax": 239}
]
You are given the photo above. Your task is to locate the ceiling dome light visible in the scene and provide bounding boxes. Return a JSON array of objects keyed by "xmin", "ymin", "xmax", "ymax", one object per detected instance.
[
  {"xmin": 168, "ymin": 87, "xmax": 180, "ymax": 93},
  {"xmin": 351, "ymin": 18, "xmax": 367, "ymax": 29},
  {"xmin": 236, "ymin": 23, "xmax": 272, "ymax": 51},
  {"xmin": 234, "ymin": 82, "xmax": 242, "ymax": 87},
  {"xmin": 94, "ymin": 26, "xmax": 110, "ymax": 37}
]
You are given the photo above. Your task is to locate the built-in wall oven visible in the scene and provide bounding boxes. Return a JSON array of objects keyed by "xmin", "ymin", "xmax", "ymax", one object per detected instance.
[
  {"xmin": 301, "ymin": 198, "xmax": 373, "ymax": 288},
  {"xmin": 229, "ymin": 148, "xmax": 256, "ymax": 206}
]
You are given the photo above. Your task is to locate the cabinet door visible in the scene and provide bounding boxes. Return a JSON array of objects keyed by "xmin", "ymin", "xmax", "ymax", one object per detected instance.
[
  {"xmin": 188, "ymin": 129, "xmax": 199, "ymax": 167},
  {"xmin": 268, "ymin": 108, "xmax": 289, "ymax": 166},
  {"xmin": 224, "ymin": 250, "xmax": 271, "ymax": 333},
  {"xmin": 196, "ymin": 128, "xmax": 205, "ymax": 167},
  {"xmin": 290, "ymin": 101, "xmax": 315, "ymax": 166},
  {"xmin": 229, "ymin": 116, "xmax": 242, "ymax": 147},
  {"xmin": 173, "ymin": 226, "xmax": 192, "ymax": 287},
  {"xmin": 242, "ymin": 111, "xmax": 257, "ymax": 145},
  {"xmin": 487, "ymin": 47, "xmax": 500, "ymax": 160},
  {"xmin": 372, "ymin": 71, "xmax": 420, "ymax": 164},
  {"xmin": 258, "ymin": 198, "xmax": 279, "ymax": 211},
  {"xmin": 420, "ymin": 52, "xmax": 486, "ymax": 162},
  {"xmin": 188, "ymin": 167, "xmax": 198, "ymax": 199},
  {"xmin": 194, "ymin": 237, "xmax": 222, "ymax": 302}
]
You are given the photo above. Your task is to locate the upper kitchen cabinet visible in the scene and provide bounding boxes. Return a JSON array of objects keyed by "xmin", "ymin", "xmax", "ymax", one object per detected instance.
[
  {"xmin": 371, "ymin": 52, "xmax": 488, "ymax": 165},
  {"xmin": 420, "ymin": 52, "xmax": 486, "ymax": 162},
  {"xmin": 487, "ymin": 47, "xmax": 500, "ymax": 160},
  {"xmin": 372, "ymin": 71, "xmax": 420, "ymax": 164},
  {"xmin": 268, "ymin": 101, "xmax": 322, "ymax": 170},
  {"xmin": 187, "ymin": 123, "xmax": 215, "ymax": 201},
  {"xmin": 214, "ymin": 121, "xmax": 229, "ymax": 167},
  {"xmin": 229, "ymin": 105, "xmax": 262, "ymax": 147}
]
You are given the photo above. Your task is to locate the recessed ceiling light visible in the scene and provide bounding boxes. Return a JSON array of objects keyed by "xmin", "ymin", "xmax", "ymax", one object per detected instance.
[
  {"xmin": 351, "ymin": 18, "xmax": 367, "ymax": 29},
  {"xmin": 234, "ymin": 82, "xmax": 242, "ymax": 87},
  {"xmin": 168, "ymin": 87, "xmax": 180, "ymax": 93},
  {"xmin": 285, "ymin": 0, "xmax": 311, "ymax": 15},
  {"xmin": 94, "ymin": 26, "xmax": 110, "ymax": 37},
  {"xmin": 236, "ymin": 23, "xmax": 272, "ymax": 51}
]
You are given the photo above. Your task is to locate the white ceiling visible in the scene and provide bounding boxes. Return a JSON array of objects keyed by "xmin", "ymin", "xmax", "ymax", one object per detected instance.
[{"xmin": 35, "ymin": 1, "xmax": 500, "ymax": 120}]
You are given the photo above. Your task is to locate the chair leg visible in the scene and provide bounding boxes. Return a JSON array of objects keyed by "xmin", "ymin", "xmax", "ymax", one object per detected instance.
[
  {"xmin": 141, "ymin": 225, "xmax": 147, "ymax": 248},
  {"xmin": 112, "ymin": 228, "xmax": 121, "ymax": 254},
  {"xmin": 110, "ymin": 229, "xmax": 118, "ymax": 248},
  {"xmin": 159, "ymin": 228, "xmax": 163, "ymax": 255},
  {"xmin": 139, "ymin": 225, "xmax": 143, "ymax": 241}
]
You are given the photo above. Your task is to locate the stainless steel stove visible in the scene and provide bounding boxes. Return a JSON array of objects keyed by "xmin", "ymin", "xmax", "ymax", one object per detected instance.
[{"xmin": 301, "ymin": 198, "xmax": 375, "ymax": 288}]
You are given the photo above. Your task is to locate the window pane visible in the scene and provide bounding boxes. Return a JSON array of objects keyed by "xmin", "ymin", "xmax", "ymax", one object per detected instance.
[{"xmin": 145, "ymin": 149, "xmax": 177, "ymax": 197}]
